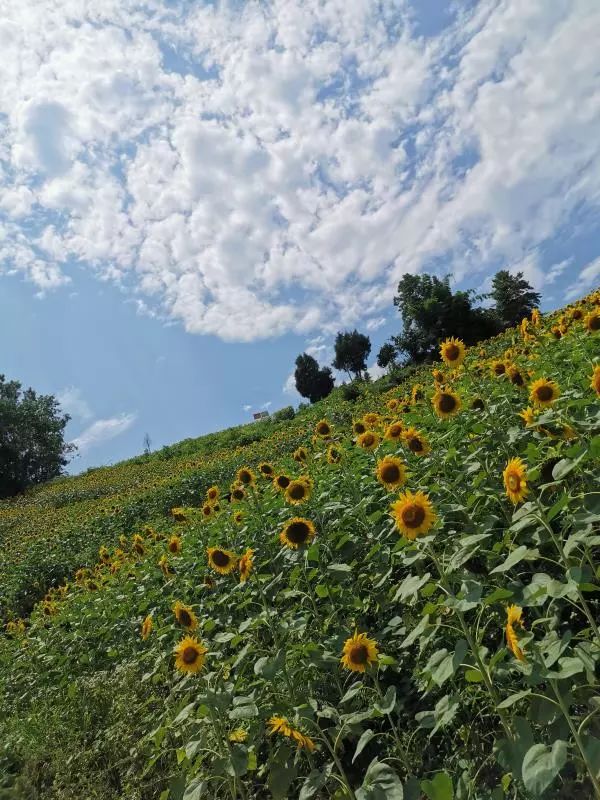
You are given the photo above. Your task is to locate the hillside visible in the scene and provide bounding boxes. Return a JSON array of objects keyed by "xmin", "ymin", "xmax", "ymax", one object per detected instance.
[{"xmin": 1, "ymin": 290, "xmax": 599, "ymax": 800}]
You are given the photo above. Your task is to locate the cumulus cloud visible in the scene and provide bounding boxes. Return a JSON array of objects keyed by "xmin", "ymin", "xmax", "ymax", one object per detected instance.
[
  {"xmin": 565, "ymin": 257, "xmax": 600, "ymax": 301},
  {"xmin": 56, "ymin": 386, "xmax": 93, "ymax": 421},
  {"xmin": 0, "ymin": 1, "xmax": 598, "ymax": 335},
  {"xmin": 71, "ymin": 413, "xmax": 137, "ymax": 454}
]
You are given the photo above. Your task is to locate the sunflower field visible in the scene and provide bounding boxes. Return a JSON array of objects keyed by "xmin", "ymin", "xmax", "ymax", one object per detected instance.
[{"xmin": 1, "ymin": 291, "xmax": 599, "ymax": 800}]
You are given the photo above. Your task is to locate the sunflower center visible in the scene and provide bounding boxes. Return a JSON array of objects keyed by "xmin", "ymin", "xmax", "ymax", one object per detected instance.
[
  {"xmin": 438, "ymin": 394, "xmax": 456, "ymax": 413},
  {"xmin": 507, "ymin": 475, "xmax": 520, "ymax": 492},
  {"xmin": 239, "ymin": 471, "xmax": 252, "ymax": 484},
  {"xmin": 329, "ymin": 449, "xmax": 339, "ymax": 460},
  {"xmin": 212, "ymin": 550, "xmax": 230, "ymax": 567},
  {"xmin": 286, "ymin": 522, "xmax": 309, "ymax": 544},
  {"xmin": 349, "ymin": 644, "xmax": 369, "ymax": 665},
  {"xmin": 381, "ymin": 464, "xmax": 401, "ymax": 483},
  {"xmin": 572, "ymin": 309, "xmax": 583, "ymax": 319},
  {"xmin": 179, "ymin": 609, "xmax": 193, "ymax": 626},
  {"xmin": 354, "ymin": 423, "xmax": 366, "ymax": 434},
  {"xmin": 389, "ymin": 424, "xmax": 402, "ymax": 438},
  {"xmin": 182, "ymin": 646, "xmax": 199, "ymax": 665},
  {"xmin": 445, "ymin": 344, "xmax": 460, "ymax": 360},
  {"xmin": 408, "ymin": 437, "xmax": 423, "ymax": 453},
  {"xmin": 511, "ymin": 372, "xmax": 524, "ymax": 386},
  {"xmin": 363, "ymin": 434, "xmax": 374, "ymax": 446},
  {"xmin": 289, "ymin": 483, "xmax": 306, "ymax": 500},
  {"xmin": 233, "ymin": 489, "xmax": 244, "ymax": 500},
  {"xmin": 317, "ymin": 424, "xmax": 330, "ymax": 435},
  {"xmin": 277, "ymin": 476, "xmax": 290, "ymax": 489},
  {"xmin": 495, "ymin": 364, "xmax": 505, "ymax": 375},
  {"xmin": 535, "ymin": 385, "xmax": 553, "ymax": 401},
  {"xmin": 401, "ymin": 504, "xmax": 426, "ymax": 529},
  {"xmin": 589, "ymin": 315, "xmax": 600, "ymax": 330}
]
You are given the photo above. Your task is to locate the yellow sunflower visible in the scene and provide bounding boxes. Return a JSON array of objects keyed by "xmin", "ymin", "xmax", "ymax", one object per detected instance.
[
  {"xmin": 505, "ymin": 605, "xmax": 526, "ymax": 663},
  {"xmin": 357, "ymin": 431, "xmax": 380, "ymax": 450},
  {"xmin": 432, "ymin": 388, "xmax": 462, "ymax": 420},
  {"xmin": 326, "ymin": 444, "xmax": 342, "ymax": 464},
  {"xmin": 491, "ymin": 361, "xmax": 507, "ymax": 377},
  {"xmin": 503, "ymin": 458, "xmax": 528, "ymax": 504},
  {"xmin": 258, "ymin": 462, "xmax": 274, "ymax": 478},
  {"xmin": 340, "ymin": 630, "xmax": 379, "ymax": 673},
  {"xmin": 402, "ymin": 427, "xmax": 431, "ymax": 456},
  {"xmin": 132, "ymin": 534, "xmax": 146, "ymax": 556},
  {"xmin": 206, "ymin": 485, "xmax": 220, "ymax": 502},
  {"xmin": 233, "ymin": 510, "xmax": 244, "ymax": 525},
  {"xmin": 570, "ymin": 307, "xmax": 583, "ymax": 321},
  {"xmin": 174, "ymin": 635, "xmax": 208, "ymax": 674},
  {"xmin": 507, "ymin": 365, "xmax": 525, "ymax": 387},
  {"xmin": 167, "ymin": 535, "xmax": 182, "ymax": 554},
  {"xmin": 273, "ymin": 474, "xmax": 291, "ymax": 492},
  {"xmin": 280, "ymin": 517, "xmax": 316, "ymax": 549},
  {"xmin": 171, "ymin": 507, "xmax": 189, "ymax": 523},
  {"xmin": 236, "ymin": 467, "xmax": 256, "ymax": 486},
  {"xmin": 585, "ymin": 310, "xmax": 600, "ymax": 332},
  {"xmin": 352, "ymin": 420, "xmax": 367, "ymax": 436},
  {"xmin": 238, "ymin": 548, "xmax": 254, "ymax": 583},
  {"xmin": 411, "ymin": 384, "xmax": 425, "ymax": 404},
  {"xmin": 384, "ymin": 421, "xmax": 404, "ymax": 441},
  {"xmin": 207, "ymin": 547, "xmax": 237, "ymax": 575},
  {"xmin": 202, "ymin": 503, "xmax": 215, "ymax": 518},
  {"xmin": 439, "ymin": 336, "xmax": 466, "ymax": 367},
  {"xmin": 590, "ymin": 365, "xmax": 600, "ymax": 397},
  {"xmin": 519, "ymin": 406, "xmax": 536, "ymax": 426},
  {"xmin": 529, "ymin": 378, "xmax": 560, "ymax": 407},
  {"xmin": 432, "ymin": 368, "xmax": 444, "ymax": 383},
  {"xmin": 230, "ymin": 486, "xmax": 246, "ymax": 502},
  {"xmin": 376, "ymin": 455, "xmax": 407, "ymax": 491},
  {"xmin": 390, "ymin": 490, "xmax": 436, "ymax": 539},
  {"xmin": 267, "ymin": 716, "xmax": 315, "ymax": 751},
  {"xmin": 550, "ymin": 326, "xmax": 562, "ymax": 339},
  {"xmin": 229, "ymin": 728, "xmax": 248, "ymax": 743},
  {"xmin": 315, "ymin": 419, "xmax": 332, "ymax": 438},
  {"xmin": 363, "ymin": 412, "xmax": 381, "ymax": 428},
  {"xmin": 141, "ymin": 615, "xmax": 153, "ymax": 640},
  {"xmin": 386, "ymin": 398, "xmax": 399, "ymax": 411},
  {"xmin": 293, "ymin": 447, "xmax": 308, "ymax": 463},
  {"xmin": 173, "ymin": 600, "xmax": 198, "ymax": 631},
  {"xmin": 158, "ymin": 555, "xmax": 172, "ymax": 578},
  {"xmin": 285, "ymin": 477, "xmax": 313, "ymax": 505}
]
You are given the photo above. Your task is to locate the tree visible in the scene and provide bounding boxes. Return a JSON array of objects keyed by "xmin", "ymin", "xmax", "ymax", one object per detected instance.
[
  {"xmin": 143, "ymin": 433, "xmax": 152, "ymax": 455},
  {"xmin": 0, "ymin": 375, "xmax": 74, "ymax": 498},
  {"xmin": 332, "ymin": 330, "xmax": 371, "ymax": 380},
  {"xmin": 294, "ymin": 354, "xmax": 335, "ymax": 404},
  {"xmin": 392, "ymin": 274, "xmax": 501, "ymax": 364},
  {"xmin": 377, "ymin": 342, "xmax": 397, "ymax": 372},
  {"xmin": 490, "ymin": 270, "xmax": 541, "ymax": 329}
]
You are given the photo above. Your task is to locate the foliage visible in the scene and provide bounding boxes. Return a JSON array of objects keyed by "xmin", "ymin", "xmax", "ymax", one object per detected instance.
[
  {"xmin": 333, "ymin": 330, "xmax": 372, "ymax": 379},
  {"xmin": 271, "ymin": 406, "xmax": 296, "ymax": 422},
  {"xmin": 392, "ymin": 274, "xmax": 501, "ymax": 363},
  {"xmin": 0, "ymin": 375, "xmax": 74, "ymax": 499},
  {"xmin": 491, "ymin": 270, "xmax": 541, "ymax": 330},
  {"xmin": 294, "ymin": 353, "xmax": 335, "ymax": 404},
  {"xmin": 0, "ymin": 288, "xmax": 599, "ymax": 800},
  {"xmin": 377, "ymin": 342, "xmax": 397, "ymax": 371}
]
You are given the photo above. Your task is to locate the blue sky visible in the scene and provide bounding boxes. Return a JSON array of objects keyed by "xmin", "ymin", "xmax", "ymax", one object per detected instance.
[{"xmin": 1, "ymin": 0, "xmax": 599, "ymax": 472}]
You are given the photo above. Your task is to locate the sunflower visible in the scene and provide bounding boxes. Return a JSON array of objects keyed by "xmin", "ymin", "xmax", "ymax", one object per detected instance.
[
  {"xmin": 132, "ymin": 534, "xmax": 146, "ymax": 556},
  {"xmin": 352, "ymin": 420, "xmax": 367, "ymax": 436},
  {"xmin": 230, "ymin": 486, "xmax": 246, "ymax": 502},
  {"xmin": 202, "ymin": 503, "xmax": 215, "ymax": 519},
  {"xmin": 173, "ymin": 600, "xmax": 198, "ymax": 631},
  {"xmin": 505, "ymin": 605, "xmax": 526, "ymax": 663},
  {"xmin": 229, "ymin": 728, "xmax": 248, "ymax": 743},
  {"xmin": 357, "ymin": 431, "xmax": 380, "ymax": 450},
  {"xmin": 585, "ymin": 311, "xmax": 600, "ymax": 332},
  {"xmin": 285, "ymin": 477, "xmax": 313, "ymax": 505},
  {"xmin": 411, "ymin": 384, "xmax": 424, "ymax": 404},
  {"xmin": 273, "ymin": 474, "xmax": 291, "ymax": 492},
  {"xmin": 326, "ymin": 444, "xmax": 342, "ymax": 464},
  {"xmin": 503, "ymin": 457, "xmax": 528, "ymax": 504},
  {"xmin": 386, "ymin": 398, "xmax": 399, "ymax": 411},
  {"xmin": 531, "ymin": 308, "xmax": 541, "ymax": 324},
  {"xmin": 376, "ymin": 456, "xmax": 407, "ymax": 491},
  {"xmin": 238, "ymin": 548, "xmax": 254, "ymax": 582},
  {"xmin": 293, "ymin": 447, "xmax": 308, "ymax": 463},
  {"xmin": 174, "ymin": 635, "xmax": 208, "ymax": 674},
  {"xmin": 363, "ymin": 412, "xmax": 381, "ymax": 428},
  {"xmin": 507, "ymin": 365, "xmax": 525, "ymax": 387},
  {"xmin": 570, "ymin": 307, "xmax": 583, "ymax": 321},
  {"xmin": 207, "ymin": 547, "xmax": 237, "ymax": 575},
  {"xmin": 206, "ymin": 485, "xmax": 220, "ymax": 502},
  {"xmin": 432, "ymin": 368, "xmax": 444, "ymax": 383},
  {"xmin": 432, "ymin": 388, "xmax": 462, "ymax": 420},
  {"xmin": 491, "ymin": 361, "xmax": 506, "ymax": 377},
  {"xmin": 167, "ymin": 535, "xmax": 182, "ymax": 555},
  {"xmin": 171, "ymin": 507, "xmax": 188, "ymax": 523},
  {"xmin": 315, "ymin": 419, "xmax": 332, "ymax": 438},
  {"xmin": 233, "ymin": 510, "xmax": 244, "ymax": 525},
  {"xmin": 550, "ymin": 326, "xmax": 562, "ymax": 339},
  {"xmin": 258, "ymin": 462, "xmax": 274, "ymax": 478},
  {"xmin": 280, "ymin": 517, "xmax": 316, "ymax": 549},
  {"xmin": 6, "ymin": 619, "xmax": 25, "ymax": 636},
  {"xmin": 267, "ymin": 716, "xmax": 315, "ymax": 751},
  {"xmin": 439, "ymin": 336, "xmax": 466, "ymax": 367},
  {"xmin": 390, "ymin": 490, "xmax": 436, "ymax": 539},
  {"xmin": 591, "ymin": 365, "xmax": 600, "ymax": 397},
  {"xmin": 141, "ymin": 615, "xmax": 153, "ymax": 640},
  {"xmin": 340, "ymin": 631, "xmax": 379, "ymax": 673},
  {"xmin": 98, "ymin": 545, "xmax": 110, "ymax": 564},
  {"xmin": 529, "ymin": 378, "xmax": 560, "ymax": 407},
  {"xmin": 236, "ymin": 467, "xmax": 256, "ymax": 486},
  {"xmin": 402, "ymin": 426, "xmax": 430, "ymax": 456},
  {"xmin": 384, "ymin": 421, "xmax": 404, "ymax": 442},
  {"xmin": 158, "ymin": 555, "xmax": 172, "ymax": 578}
]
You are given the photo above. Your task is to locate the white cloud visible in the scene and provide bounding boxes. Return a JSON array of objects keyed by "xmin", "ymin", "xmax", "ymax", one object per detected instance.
[
  {"xmin": 242, "ymin": 404, "xmax": 252, "ymax": 412},
  {"xmin": 1, "ymin": 1, "xmax": 599, "ymax": 335},
  {"xmin": 565, "ymin": 257, "xmax": 600, "ymax": 301},
  {"xmin": 57, "ymin": 386, "xmax": 93, "ymax": 421},
  {"xmin": 283, "ymin": 371, "xmax": 299, "ymax": 397},
  {"xmin": 71, "ymin": 412, "xmax": 137, "ymax": 454}
]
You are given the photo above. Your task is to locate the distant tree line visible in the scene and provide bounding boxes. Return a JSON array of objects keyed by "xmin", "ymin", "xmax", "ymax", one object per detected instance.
[{"xmin": 293, "ymin": 270, "xmax": 540, "ymax": 402}]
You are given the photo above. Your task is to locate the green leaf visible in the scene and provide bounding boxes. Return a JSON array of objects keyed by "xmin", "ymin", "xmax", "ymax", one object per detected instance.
[
  {"xmin": 546, "ymin": 492, "xmax": 569, "ymax": 521},
  {"xmin": 497, "ymin": 689, "xmax": 532, "ymax": 709},
  {"xmin": 521, "ymin": 741, "xmax": 567, "ymax": 796},
  {"xmin": 464, "ymin": 669, "xmax": 483, "ymax": 683},
  {"xmin": 483, "ymin": 587, "xmax": 514, "ymax": 605},
  {"xmin": 268, "ymin": 763, "xmax": 297, "ymax": 800},
  {"xmin": 393, "ymin": 572, "xmax": 431, "ymax": 602},
  {"xmin": 327, "ymin": 562, "xmax": 352, "ymax": 576},
  {"xmin": 428, "ymin": 639, "xmax": 468, "ymax": 687},
  {"xmin": 183, "ymin": 777, "xmax": 207, "ymax": 800},
  {"xmin": 582, "ymin": 735, "xmax": 600, "ymax": 779},
  {"xmin": 340, "ymin": 681, "xmax": 364, "ymax": 704},
  {"xmin": 353, "ymin": 729, "xmax": 375, "ymax": 763},
  {"xmin": 315, "ymin": 584, "xmax": 329, "ymax": 598},
  {"xmin": 400, "ymin": 614, "xmax": 429, "ymax": 649},
  {"xmin": 490, "ymin": 546, "xmax": 538, "ymax": 574},
  {"xmin": 229, "ymin": 696, "xmax": 259, "ymax": 719},
  {"xmin": 299, "ymin": 766, "xmax": 332, "ymax": 800},
  {"xmin": 421, "ymin": 771, "xmax": 454, "ymax": 800},
  {"xmin": 375, "ymin": 686, "xmax": 396, "ymax": 715},
  {"xmin": 254, "ymin": 651, "xmax": 284, "ymax": 679},
  {"xmin": 356, "ymin": 759, "xmax": 403, "ymax": 800}
]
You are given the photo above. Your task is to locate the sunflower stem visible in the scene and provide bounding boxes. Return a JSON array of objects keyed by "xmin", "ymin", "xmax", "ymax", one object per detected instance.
[
  {"xmin": 372, "ymin": 673, "xmax": 410, "ymax": 771},
  {"xmin": 321, "ymin": 730, "xmax": 357, "ymax": 800}
]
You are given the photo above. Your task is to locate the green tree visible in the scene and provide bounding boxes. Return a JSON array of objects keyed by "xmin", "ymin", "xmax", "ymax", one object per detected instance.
[
  {"xmin": 332, "ymin": 329, "xmax": 371, "ymax": 380},
  {"xmin": 490, "ymin": 270, "xmax": 541, "ymax": 329},
  {"xmin": 376, "ymin": 341, "xmax": 397, "ymax": 372},
  {"xmin": 392, "ymin": 274, "xmax": 501, "ymax": 363},
  {"xmin": 0, "ymin": 375, "xmax": 74, "ymax": 498},
  {"xmin": 294, "ymin": 354, "xmax": 335, "ymax": 404}
]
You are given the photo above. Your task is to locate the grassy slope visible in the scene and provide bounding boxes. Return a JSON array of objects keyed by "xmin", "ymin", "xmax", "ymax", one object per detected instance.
[{"xmin": 1, "ymin": 292, "xmax": 599, "ymax": 800}]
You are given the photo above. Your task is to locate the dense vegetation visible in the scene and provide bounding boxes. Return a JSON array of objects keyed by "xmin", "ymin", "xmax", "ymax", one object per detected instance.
[{"xmin": 1, "ymin": 290, "xmax": 599, "ymax": 800}]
